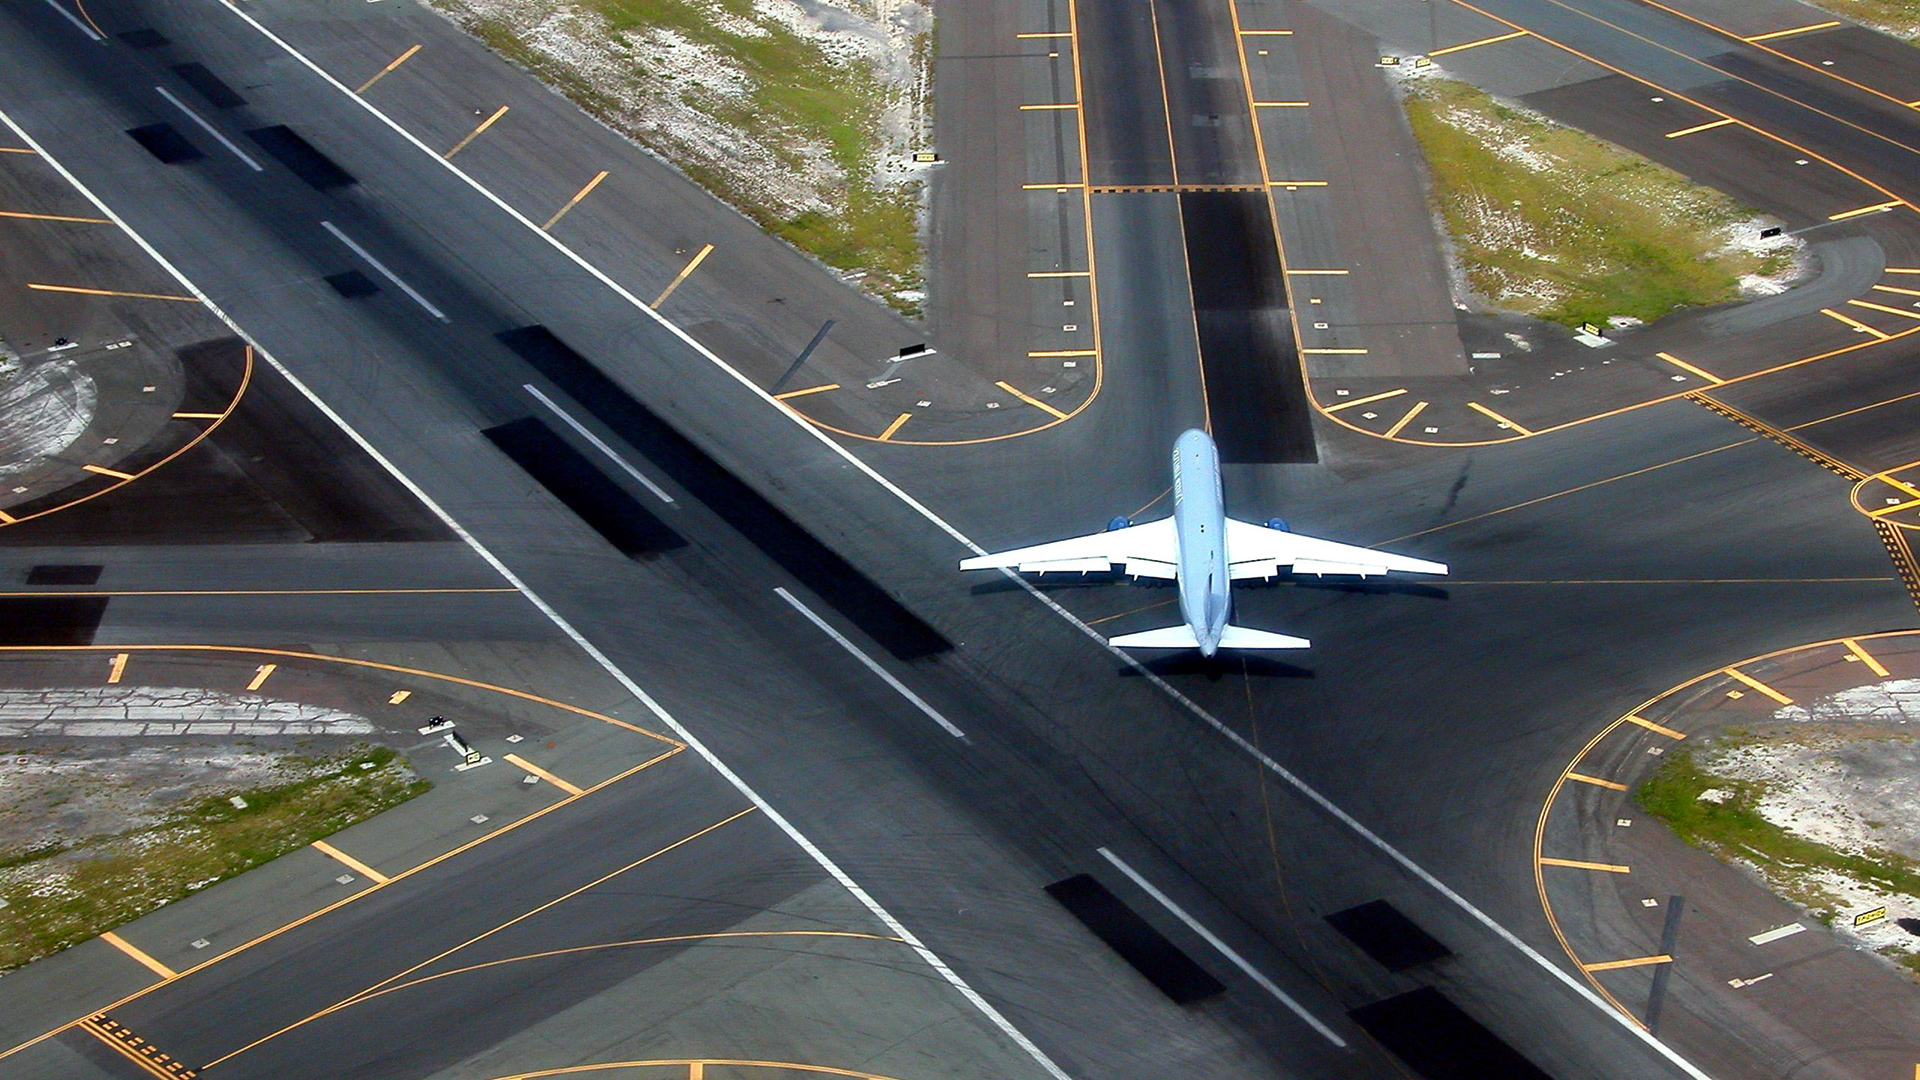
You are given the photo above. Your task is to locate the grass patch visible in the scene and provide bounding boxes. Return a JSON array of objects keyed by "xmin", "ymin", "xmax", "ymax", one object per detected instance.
[
  {"xmin": 1403, "ymin": 77, "xmax": 1774, "ymax": 327},
  {"xmin": 1637, "ymin": 748, "xmax": 1920, "ymax": 899},
  {"xmin": 439, "ymin": 0, "xmax": 925, "ymax": 311},
  {"xmin": 0, "ymin": 745, "xmax": 427, "ymax": 971},
  {"xmin": 1798, "ymin": 0, "xmax": 1920, "ymax": 40}
]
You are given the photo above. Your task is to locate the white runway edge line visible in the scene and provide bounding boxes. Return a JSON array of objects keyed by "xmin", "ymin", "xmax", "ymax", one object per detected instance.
[
  {"xmin": 39, "ymin": 0, "xmax": 100, "ymax": 41},
  {"xmin": 773, "ymin": 586, "xmax": 966, "ymax": 739},
  {"xmin": 0, "ymin": 105, "xmax": 1071, "ymax": 1080},
  {"xmin": 1097, "ymin": 847, "xmax": 1346, "ymax": 1047},
  {"xmin": 523, "ymin": 383, "xmax": 676, "ymax": 504},
  {"xmin": 318, "ymin": 220, "xmax": 449, "ymax": 322},
  {"xmin": 153, "ymin": 86, "xmax": 263, "ymax": 172},
  {"xmin": 211, "ymin": 8, "xmax": 1714, "ymax": 1077}
]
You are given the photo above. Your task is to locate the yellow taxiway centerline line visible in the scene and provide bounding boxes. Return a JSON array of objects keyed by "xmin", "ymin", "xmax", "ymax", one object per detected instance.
[
  {"xmin": 28, "ymin": 283, "xmax": 196, "ymax": 302},
  {"xmin": 541, "ymin": 169, "xmax": 608, "ymax": 230},
  {"xmin": 311, "ymin": 840, "xmax": 390, "ymax": 884},
  {"xmin": 502, "ymin": 752, "xmax": 585, "ymax": 796},
  {"xmin": 1466, "ymin": 400, "xmax": 1533, "ymax": 434},
  {"xmin": 995, "ymin": 380, "xmax": 1069, "ymax": 419},
  {"xmin": 1584, "ymin": 954, "xmax": 1673, "ymax": 971},
  {"xmin": 356, "ymin": 44, "xmax": 421, "ymax": 94},
  {"xmin": 76, "ymin": 1021, "xmax": 175, "ymax": 1080},
  {"xmin": 1322, "ymin": 388, "xmax": 1407, "ymax": 413},
  {"xmin": 1656, "ymin": 351, "xmax": 1723, "ymax": 383},
  {"xmin": 1744, "ymin": 20, "xmax": 1840, "ymax": 43},
  {"xmin": 1566, "ymin": 772, "xmax": 1627, "ymax": 791},
  {"xmin": 650, "ymin": 243, "xmax": 713, "ymax": 308},
  {"xmin": 1725, "ymin": 667, "xmax": 1793, "ymax": 704},
  {"xmin": 1821, "ymin": 307, "xmax": 1891, "ymax": 339},
  {"xmin": 1665, "ymin": 117, "xmax": 1736, "ymax": 138},
  {"xmin": 1843, "ymin": 638, "xmax": 1891, "ymax": 676},
  {"xmin": 444, "ymin": 105, "xmax": 509, "ymax": 158},
  {"xmin": 1431, "ymin": 29, "xmax": 1529, "ymax": 56},
  {"xmin": 99, "ymin": 932, "xmax": 176, "ymax": 979},
  {"xmin": 773, "ymin": 383, "xmax": 838, "ymax": 400},
  {"xmin": 1540, "ymin": 857, "xmax": 1630, "ymax": 873}
]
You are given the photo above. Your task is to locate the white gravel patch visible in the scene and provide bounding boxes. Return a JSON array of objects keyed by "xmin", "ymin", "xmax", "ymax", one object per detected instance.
[
  {"xmin": 0, "ymin": 359, "xmax": 96, "ymax": 479},
  {"xmin": 0, "ymin": 686, "xmax": 373, "ymax": 737}
]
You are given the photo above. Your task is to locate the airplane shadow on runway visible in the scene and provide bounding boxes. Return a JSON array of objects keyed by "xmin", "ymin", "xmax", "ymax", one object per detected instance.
[
  {"xmin": 1288, "ymin": 578, "xmax": 1451, "ymax": 601},
  {"xmin": 1123, "ymin": 653, "xmax": 1316, "ymax": 681}
]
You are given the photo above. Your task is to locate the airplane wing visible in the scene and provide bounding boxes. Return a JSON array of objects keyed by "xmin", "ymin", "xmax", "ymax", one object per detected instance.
[
  {"xmin": 1224, "ymin": 518, "xmax": 1447, "ymax": 580},
  {"xmin": 959, "ymin": 517, "xmax": 1178, "ymax": 579}
]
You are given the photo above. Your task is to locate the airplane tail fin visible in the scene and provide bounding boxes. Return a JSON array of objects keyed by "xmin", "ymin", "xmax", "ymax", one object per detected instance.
[
  {"xmin": 1107, "ymin": 624, "xmax": 1201, "ymax": 649},
  {"xmin": 1219, "ymin": 625, "xmax": 1310, "ymax": 650}
]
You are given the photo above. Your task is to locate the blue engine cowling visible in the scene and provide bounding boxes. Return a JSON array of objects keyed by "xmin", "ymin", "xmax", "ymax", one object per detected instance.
[
  {"xmin": 1263, "ymin": 517, "xmax": 1290, "ymax": 532},
  {"xmin": 1107, "ymin": 516, "xmax": 1132, "ymax": 532}
]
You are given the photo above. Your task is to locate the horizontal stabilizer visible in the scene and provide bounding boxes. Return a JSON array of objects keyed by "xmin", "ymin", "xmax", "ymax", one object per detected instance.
[
  {"xmin": 1107, "ymin": 624, "xmax": 1201, "ymax": 650},
  {"xmin": 1218, "ymin": 625, "xmax": 1311, "ymax": 650}
]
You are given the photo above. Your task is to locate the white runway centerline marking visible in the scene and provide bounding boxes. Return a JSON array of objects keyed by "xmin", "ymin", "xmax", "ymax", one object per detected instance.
[
  {"xmin": 153, "ymin": 86, "xmax": 263, "ymax": 171},
  {"xmin": 1748, "ymin": 923, "xmax": 1805, "ymax": 946},
  {"xmin": 522, "ymin": 384, "xmax": 675, "ymax": 504},
  {"xmin": 1097, "ymin": 846, "xmax": 1347, "ymax": 1048},
  {"xmin": 319, "ymin": 220, "xmax": 448, "ymax": 321},
  {"xmin": 774, "ymin": 586, "xmax": 966, "ymax": 739}
]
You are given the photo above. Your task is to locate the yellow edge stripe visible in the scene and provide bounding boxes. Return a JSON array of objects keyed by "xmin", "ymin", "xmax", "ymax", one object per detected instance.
[
  {"xmin": 541, "ymin": 169, "xmax": 609, "ymax": 230},
  {"xmin": 356, "ymin": 44, "xmax": 421, "ymax": 94},
  {"xmin": 1584, "ymin": 954, "xmax": 1673, "ymax": 972},
  {"xmin": 1466, "ymin": 400, "xmax": 1533, "ymax": 435},
  {"xmin": 311, "ymin": 839, "xmax": 390, "ymax": 884},
  {"xmin": 1566, "ymin": 771, "xmax": 1628, "ymax": 791},
  {"xmin": 877, "ymin": 413, "xmax": 912, "ymax": 441},
  {"xmin": 773, "ymin": 383, "xmax": 838, "ymax": 400},
  {"xmin": 1849, "ymin": 298, "xmax": 1920, "ymax": 321},
  {"xmin": 1323, "ymin": 388, "xmax": 1407, "ymax": 413},
  {"xmin": 1383, "ymin": 400, "xmax": 1428, "ymax": 438},
  {"xmin": 28, "ymin": 283, "xmax": 196, "ymax": 302},
  {"xmin": 651, "ymin": 243, "xmax": 713, "ymax": 307},
  {"xmin": 1725, "ymin": 667, "xmax": 1793, "ymax": 704},
  {"xmin": 1744, "ymin": 19, "xmax": 1840, "ymax": 42},
  {"xmin": 1828, "ymin": 199, "xmax": 1902, "ymax": 221},
  {"xmin": 99, "ymin": 932, "xmax": 176, "ymax": 979},
  {"xmin": 995, "ymin": 380, "xmax": 1069, "ymax": 419},
  {"xmin": 1431, "ymin": 29, "xmax": 1529, "ymax": 56},
  {"xmin": 1656, "ymin": 351, "xmax": 1723, "ymax": 383},
  {"xmin": 444, "ymin": 105, "xmax": 509, "ymax": 158},
  {"xmin": 0, "ymin": 210, "xmax": 111, "ymax": 224},
  {"xmin": 1540, "ymin": 857, "xmax": 1630, "ymax": 873},
  {"xmin": 502, "ymin": 752, "xmax": 585, "ymax": 796},
  {"xmin": 1626, "ymin": 714, "xmax": 1685, "ymax": 738},
  {"xmin": 1843, "ymin": 637, "xmax": 1890, "ymax": 676},
  {"xmin": 1821, "ymin": 307, "xmax": 1890, "ymax": 339},
  {"xmin": 1665, "ymin": 117, "xmax": 1736, "ymax": 138}
]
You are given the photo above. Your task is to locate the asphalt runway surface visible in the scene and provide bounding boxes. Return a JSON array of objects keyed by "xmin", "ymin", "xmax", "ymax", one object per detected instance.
[{"xmin": 1, "ymin": 0, "xmax": 1918, "ymax": 1079}]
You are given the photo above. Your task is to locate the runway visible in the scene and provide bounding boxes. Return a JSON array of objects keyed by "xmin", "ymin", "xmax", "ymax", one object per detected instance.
[{"xmin": 0, "ymin": 0, "xmax": 1916, "ymax": 1078}]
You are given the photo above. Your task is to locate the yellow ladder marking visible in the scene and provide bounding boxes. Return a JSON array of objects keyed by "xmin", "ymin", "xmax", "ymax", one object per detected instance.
[
  {"xmin": 1431, "ymin": 29, "xmax": 1529, "ymax": 56},
  {"xmin": 502, "ymin": 752, "xmax": 585, "ymax": 795},
  {"xmin": 1821, "ymin": 307, "xmax": 1890, "ymax": 339},
  {"xmin": 1540, "ymin": 857, "xmax": 1630, "ymax": 873},
  {"xmin": 1323, "ymin": 388, "xmax": 1407, "ymax": 413},
  {"xmin": 1567, "ymin": 772, "xmax": 1627, "ymax": 791},
  {"xmin": 1657, "ymin": 351, "xmax": 1723, "ymax": 383},
  {"xmin": 1849, "ymin": 298, "xmax": 1920, "ymax": 321},
  {"xmin": 444, "ymin": 105, "xmax": 509, "ymax": 158},
  {"xmin": 1843, "ymin": 638, "xmax": 1890, "ymax": 676},
  {"xmin": 1466, "ymin": 401, "xmax": 1533, "ymax": 435},
  {"xmin": 1871, "ymin": 284, "xmax": 1920, "ymax": 297},
  {"xmin": 1725, "ymin": 667, "xmax": 1793, "ymax": 704},
  {"xmin": 1665, "ymin": 117, "xmax": 1737, "ymax": 138},
  {"xmin": 99, "ymin": 933, "xmax": 176, "ymax": 979},
  {"xmin": 311, "ymin": 839, "xmax": 390, "ymax": 883}
]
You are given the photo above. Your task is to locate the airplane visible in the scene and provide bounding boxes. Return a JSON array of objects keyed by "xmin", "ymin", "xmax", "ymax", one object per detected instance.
[{"xmin": 959, "ymin": 429, "xmax": 1447, "ymax": 655}]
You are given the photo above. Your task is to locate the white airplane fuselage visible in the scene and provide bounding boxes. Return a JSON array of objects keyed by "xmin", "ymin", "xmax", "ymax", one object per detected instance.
[{"xmin": 1171, "ymin": 429, "xmax": 1231, "ymax": 656}]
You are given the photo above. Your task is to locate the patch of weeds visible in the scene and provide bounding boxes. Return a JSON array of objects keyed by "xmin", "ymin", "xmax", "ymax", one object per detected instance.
[
  {"xmin": 0, "ymin": 745, "xmax": 427, "ymax": 971},
  {"xmin": 1403, "ymin": 77, "xmax": 1770, "ymax": 326},
  {"xmin": 1802, "ymin": 0, "xmax": 1920, "ymax": 40}
]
